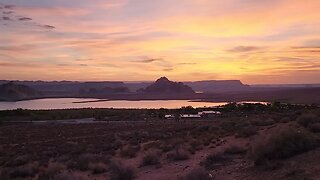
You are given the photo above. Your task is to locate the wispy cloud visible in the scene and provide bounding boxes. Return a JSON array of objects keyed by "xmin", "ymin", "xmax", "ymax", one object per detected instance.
[
  {"xmin": 131, "ymin": 58, "xmax": 164, "ymax": 63},
  {"xmin": 18, "ymin": 17, "xmax": 32, "ymax": 21},
  {"xmin": 0, "ymin": 0, "xmax": 320, "ymax": 83},
  {"xmin": 0, "ymin": 3, "xmax": 56, "ymax": 30},
  {"xmin": 1, "ymin": 16, "xmax": 11, "ymax": 20},
  {"xmin": 227, "ymin": 46, "xmax": 263, "ymax": 53}
]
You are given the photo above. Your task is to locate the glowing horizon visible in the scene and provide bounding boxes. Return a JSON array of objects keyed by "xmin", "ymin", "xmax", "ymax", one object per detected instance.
[{"xmin": 0, "ymin": 0, "xmax": 320, "ymax": 84}]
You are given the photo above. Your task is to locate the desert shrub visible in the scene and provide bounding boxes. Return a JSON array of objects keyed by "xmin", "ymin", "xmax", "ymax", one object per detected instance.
[
  {"xmin": 10, "ymin": 162, "xmax": 39, "ymax": 178},
  {"xmin": 88, "ymin": 162, "xmax": 107, "ymax": 174},
  {"xmin": 280, "ymin": 117, "xmax": 291, "ymax": 123},
  {"xmin": 196, "ymin": 125, "xmax": 210, "ymax": 132},
  {"xmin": 188, "ymin": 139, "xmax": 203, "ymax": 154},
  {"xmin": 202, "ymin": 137, "xmax": 212, "ymax": 146},
  {"xmin": 220, "ymin": 121, "xmax": 237, "ymax": 132},
  {"xmin": 112, "ymin": 140, "xmax": 123, "ymax": 150},
  {"xmin": 283, "ymin": 169, "xmax": 311, "ymax": 180},
  {"xmin": 167, "ymin": 146, "xmax": 190, "ymax": 161},
  {"xmin": 251, "ymin": 118, "xmax": 275, "ymax": 127},
  {"xmin": 309, "ymin": 123, "xmax": 320, "ymax": 133},
  {"xmin": 184, "ymin": 168, "xmax": 211, "ymax": 180},
  {"xmin": 120, "ymin": 145, "xmax": 140, "ymax": 158},
  {"xmin": 38, "ymin": 162, "xmax": 66, "ymax": 179},
  {"xmin": 8, "ymin": 155, "xmax": 30, "ymax": 167},
  {"xmin": 143, "ymin": 141, "xmax": 161, "ymax": 151},
  {"xmin": 159, "ymin": 142, "xmax": 174, "ymax": 152},
  {"xmin": 236, "ymin": 126, "xmax": 258, "ymax": 138},
  {"xmin": 54, "ymin": 172, "xmax": 84, "ymax": 180},
  {"xmin": 110, "ymin": 161, "xmax": 135, "ymax": 180},
  {"xmin": 248, "ymin": 127, "xmax": 318, "ymax": 165},
  {"xmin": 128, "ymin": 135, "xmax": 141, "ymax": 146},
  {"xmin": 159, "ymin": 138, "xmax": 184, "ymax": 153},
  {"xmin": 0, "ymin": 168, "xmax": 10, "ymax": 179},
  {"xmin": 140, "ymin": 150, "xmax": 160, "ymax": 167},
  {"xmin": 224, "ymin": 145, "xmax": 247, "ymax": 155},
  {"xmin": 297, "ymin": 113, "xmax": 319, "ymax": 128},
  {"xmin": 200, "ymin": 152, "xmax": 230, "ymax": 170},
  {"xmin": 72, "ymin": 153, "xmax": 101, "ymax": 171}
]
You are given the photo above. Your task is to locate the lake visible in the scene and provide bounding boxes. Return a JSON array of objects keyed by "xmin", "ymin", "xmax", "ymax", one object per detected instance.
[
  {"xmin": 0, "ymin": 98, "xmax": 269, "ymax": 110},
  {"xmin": 0, "ymin": 98, "xmax": 232, "ymax": 110}
]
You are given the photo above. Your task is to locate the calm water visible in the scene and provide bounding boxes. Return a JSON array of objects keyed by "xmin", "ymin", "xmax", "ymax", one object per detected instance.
[{"xmin": 0, "ymin": 98, "xmax": 231, "ymax": 110}]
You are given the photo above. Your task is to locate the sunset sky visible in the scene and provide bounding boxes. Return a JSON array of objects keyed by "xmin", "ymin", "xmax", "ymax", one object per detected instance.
[{"xmin": 0, "ymin": 0, "xmax": 319, "ymax": 84}]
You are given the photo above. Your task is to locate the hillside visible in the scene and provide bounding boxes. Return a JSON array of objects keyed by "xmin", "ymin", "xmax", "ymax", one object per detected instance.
[{"xmin": 0, "ymin": 82, "xmax": 41, "ymax": 101}]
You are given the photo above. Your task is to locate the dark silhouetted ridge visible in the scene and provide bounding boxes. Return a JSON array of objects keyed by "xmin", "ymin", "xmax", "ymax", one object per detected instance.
[
  {"xmin": 139, "ymin": 77, "xmax": 195, "ymax": 94},
  {"xmin": 0, "ymin": 82, "xmax": 41, "ymax": 101}
]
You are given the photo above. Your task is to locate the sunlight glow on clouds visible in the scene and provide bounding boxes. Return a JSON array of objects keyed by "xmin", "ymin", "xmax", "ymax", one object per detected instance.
[{"xmin": 0, "ymin": 0, "xmax": 320, "ymax": 84}]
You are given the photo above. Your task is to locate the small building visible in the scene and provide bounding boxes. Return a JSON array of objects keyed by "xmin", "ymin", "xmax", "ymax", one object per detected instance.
[
  {"xmin": 180, "ymin": 114, "xmax": 201, "ymax": 119},
  {"xmin": 198, "ymin": 111, "xmax": 222, "ymax": 118},
  {"xmin": 165, "ymin": 114, "xmax": 174, "ymax": 120}
]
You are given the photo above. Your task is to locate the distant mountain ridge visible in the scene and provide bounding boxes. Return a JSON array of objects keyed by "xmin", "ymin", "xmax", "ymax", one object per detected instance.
[
  {"xmin": 0, "ymin": 79, "xmax": 319, "ymax": 104},
  {"xmin": 185, "ymin": 80, "xmax": 250, "ymax": 92},
  {"xmin": 0, "ymin": 82, "xmax": 41, "ymax": 101},
  {"xmin": 0, "ymin": 80, "xmax": 124, "ymax": 92},
  {"xmin": 251, "ymin": 84, "xmax": 320, "ymax": 88},
  {"xmin": 3, "ymin": 79, "xmax": 317, "ymax": 96},
  {"xmin": 79, "ymin": 86, "xmax": 131, "ymax": 95},
  {"xmin": 138, "ymin": 77, "xmax": 195, "ymax": 94}
]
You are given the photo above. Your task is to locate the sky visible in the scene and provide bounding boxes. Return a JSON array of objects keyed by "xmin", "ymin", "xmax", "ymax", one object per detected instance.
[{"xmin": 0, "ymin": 0, "xmax": 320, "ymax": 84}]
